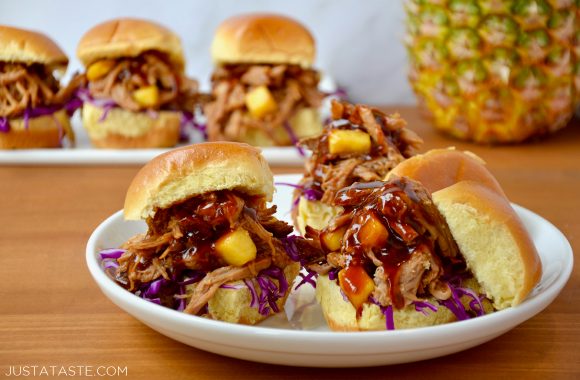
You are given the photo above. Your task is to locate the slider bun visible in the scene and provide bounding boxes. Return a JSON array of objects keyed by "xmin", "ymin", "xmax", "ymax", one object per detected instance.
[
  {"xmin": 77, "ymin": 18, "xmax": 184, "ymax": 69},
  {"xmin": 386, "ymin": 148, "xmax": 506, "ymax": 197},
  {"xmin": 211, "ymin": 13, "xmax": 315, "ymax": 67},
  {"xmin": 124, "ymin": 141, "xmax": 274, "ymax": 220},
  {"xmin": 433, "ymin": 181, "xmax": 542, "ymax": 310},
  {"xmin": 295, "ymin": 197, "xmax": 342, "ymax": 236},
  {"xmin": 315, "ymin": 275, "xmax": 457, "ymax": 331},
  {"xmin": 207, "ymin": 263, "xmax": 300, "ymax": 324},
  {"xmin": 82, "ymin": 103, "xmax": 181, "ymax": 149},
  {"xmin": 0, "ymin": 110, "xmax": 72, "ymax": 149},
  {"xmin": 0, "ymin": 25, "xmax": 68, "ymax": 67},
  {"xmin": 237, "ymin": 107, "xmax": 322, "ymax": 147}
]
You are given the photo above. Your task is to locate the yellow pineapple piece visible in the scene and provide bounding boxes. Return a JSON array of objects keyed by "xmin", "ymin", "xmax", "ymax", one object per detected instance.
[
  {"xmin": 215, "ymin": 228, "xmax": 257, "ymax": 267},
  {"xmin": 321, "ymin": 226, "xmax": 347, "ymax": 252},
  {"xmin": 359, "ymin": 213, "xmax": 389, "ymax": 248},
  {"xmin": 328, "ymin": 129, "xmax": 372, "ymax": 155},
  {"xmin": 132, "ymin": 86, "xmax": 160, "ymax": 108},
  {"xmin": 245, "ymin": 85, "xmax": 277, "ymax": 118},
  {"xmin": 86, "ymin": 60, "xmax": 116, "ymax": 81},
  {"xmin": 338, "ymin": 266, "xmax": 375, "ymax": 310}
]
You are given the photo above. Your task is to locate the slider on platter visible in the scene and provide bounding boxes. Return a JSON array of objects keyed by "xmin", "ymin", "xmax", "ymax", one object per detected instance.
[
  {"xmin": 0, "ymin": 25, "xmax": 75, "ymax": 149},
  {"xmin": 204, "ymin": 13, "xmax": 325, "ymax": 146},
  {"xmin": 101, "ymin": 142, "xmax": 321, "ymax": 324},
  {"xmin": 292, "ymin": 101, "xmax": 542, "ymax": 330},
  {"xmin": 75, "ymin": 18, "xmax": 201, "ymax": 148}
]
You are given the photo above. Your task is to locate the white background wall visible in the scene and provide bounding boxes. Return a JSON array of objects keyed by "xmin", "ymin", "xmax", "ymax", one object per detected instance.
[{"xmin": 0, "ymin": 0, "xmax": 416, "ymax": 105}]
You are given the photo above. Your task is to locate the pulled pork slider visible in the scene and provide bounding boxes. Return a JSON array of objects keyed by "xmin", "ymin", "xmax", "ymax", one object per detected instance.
[
  {"xmin": 205, "ymin": 13, "xmax": 324, "ymax": 146},
  {"xmin": 114, "ymin": 142, "xmax": 312, "ymax": 324},
  {"xmin": 293, "ymin": 100, "xmax": 423, "ymax": 235},
  {"xmin": 0, "ymin": 25, "xmax": 75, "ymax": 148},
  {"xmin": 76, "ymin": 18, "xmax": 200, "ymax": 148},
  {"xmin": 308, "ymin": 178, "xmax": 541, "ymax": 331}
]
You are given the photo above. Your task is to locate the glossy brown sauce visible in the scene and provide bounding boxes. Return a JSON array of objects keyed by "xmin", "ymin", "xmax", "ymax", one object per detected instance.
[{"xmin": 321, "ymin": 179, "xmax": 452, "ymax": 310}]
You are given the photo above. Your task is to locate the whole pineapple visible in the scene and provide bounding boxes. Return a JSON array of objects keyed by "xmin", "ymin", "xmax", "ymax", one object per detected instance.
[{"xmin": 405, "ymin": 0, "xmax": 579, "ymax": 143}]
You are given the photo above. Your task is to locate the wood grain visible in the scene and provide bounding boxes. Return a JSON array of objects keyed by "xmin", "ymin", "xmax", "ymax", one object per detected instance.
[{"xmin": 0, "ymin": 107, "xmax": 578, "ymax": 379}]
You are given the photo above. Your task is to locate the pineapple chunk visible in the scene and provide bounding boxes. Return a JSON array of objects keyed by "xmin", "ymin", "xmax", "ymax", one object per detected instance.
[
  {"xmin": 132, "ymin": 85, "xmax": 160, "ymax": 108},
  {"xmin": 338, "ymin": 266, "xmax": 375, "ymax": 310},
  {"xmin": 215, "ymin": 228, "xmax": 257, "ymax": 267},
  {"xmin": 245, "ymin": 85, "xmax": 277, "ymax": 118},
  {"xmin": 86, "ymin": 60, "xmax": 116, "ymax": 81},
  {"xmin": 358, "ymin": 212, "xmax": 388, "ymax": 248},
  {"xmin": 321, "ymin": 226, "xmax": 347, "ymax": 252},
  {"xmin": 328, "ymin": 130, "xmax": 371, "ymax": 155}
]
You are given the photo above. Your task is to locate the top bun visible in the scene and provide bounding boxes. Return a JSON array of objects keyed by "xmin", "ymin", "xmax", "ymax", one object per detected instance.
[
  {"xmin": 124, "ymin": 142, "xmax": 274, "ymax": 220},
  {"xmin": 433, "ymin": 181, "xmax": 542, "ymax": 309},
  {"xmin": 77, "ymin": 18, "xmax": 184, "ymax": 69},
  {"xmin": 211, "ymin": 13, "xmax": 315, "ymax": 67},
  {"xmin": 0, "ymin": 25, "xmax": 68, "ymax": 67},
  {"xmin": 387, "ymin": 148, "xmax": 506, "ymax": 198}
]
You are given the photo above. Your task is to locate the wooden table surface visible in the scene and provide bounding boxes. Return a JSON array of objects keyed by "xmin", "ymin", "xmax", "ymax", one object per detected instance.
[{"xmin": 1, "ymin": 106, "xmax": 578, "ymax": 379}]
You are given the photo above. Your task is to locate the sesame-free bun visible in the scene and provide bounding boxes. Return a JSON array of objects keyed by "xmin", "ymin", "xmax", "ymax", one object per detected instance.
[
  {"xmin": 207, "ymin": 262, "xmax": 300, "ymax": 324},
  {"xmin": 294, "ymin": 197, "xmax": 342, "ymax": 236},
  {"xmin": 77, "ymin": 18, "xmax": 184, "ymax": 69},
  {"xmin": 0, "ymin": 25, "xmax": 68, "ymax": 67},
  {"xmin": 211, "ymin": 13, "xmax": 315, "ymax": 67},
  {"xmin": 124, "ymin": 141, "xmax": 275, "ymax": 220},
  {"xmin": 0, "ymin": 110, "xmax": 72, "ymax": 149},
  {"xmin": 386, "ymin": 148, "xmax": 506, "ymax": 197},
  {"xmin": 82, "ymin": 103, "xmax": 181, "ymax": 149},
  {"xmin": 433, "ymin": 181, "xmax": 542, "ymax": 310},
  {"xmin": 315, "ymin": 275, "xmax": 458, "ymax": 331}
]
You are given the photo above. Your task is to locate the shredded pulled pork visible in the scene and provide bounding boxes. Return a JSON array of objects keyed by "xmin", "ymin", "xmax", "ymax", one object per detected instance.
[
  {"xmin": 85, "ymin": 51, "xmax": 200, "ymax": 112},
  {"xmin": 204, "ymin": 64, "xmax": 324, "ymax": 145},
  {"xmin": 309, "ymin": 178, "xmax": 461, "ymax": 310},
  {"xmin": 0, "ymin": 62, "xmax": 77, "ymax": 118},
  {"xmin": 297, "ymin": 101, "xmax": 423, "ymax": 204},
  {"xmin": 113, "ymin": 190, "xmax": 301, "ymax": 315}
]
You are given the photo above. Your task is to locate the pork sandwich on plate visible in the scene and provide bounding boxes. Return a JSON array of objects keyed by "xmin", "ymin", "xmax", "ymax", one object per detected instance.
[{"xmin": 102, "ymin": 142, "xmax": 322, "ymax": 324}]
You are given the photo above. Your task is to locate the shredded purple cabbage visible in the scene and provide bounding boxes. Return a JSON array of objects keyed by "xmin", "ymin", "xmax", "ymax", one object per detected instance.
[
  {"xmin": 294, "ymin": 269, "xmax": 317, "ymax": 290},
  {"xmin": 369, "ymin": 296, "xmax": 395, "ymax": 330},
  {"xmin": 413, "ymin": 300, "xmax": 439, "ymax": 316},
  {"xmin": 0, "ymin": 117, "xmax": 9, "ymax": 133},
  {"xmin": 282, "ymin": 121, "xmax": 305, "ymax": 157},
  {"xmin": 328, "ymin": 268, "xmax": 339, "ymax": 281},
  {"xmin": 243, "ymin": 265, "xmax": 289, "ymax": 316},
  {"xmin": 181, "ymin": 111, "xmax": 208, "ymax": 140},
  {"xmin": 275, "ymin": 182, "xmax": 323, "ymax": 203}
]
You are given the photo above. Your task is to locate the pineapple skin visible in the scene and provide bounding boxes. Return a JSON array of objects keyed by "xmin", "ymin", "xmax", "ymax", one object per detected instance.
[{"xmin": 405, "ymin": 0, "xmax": 580, "ymax": 143}]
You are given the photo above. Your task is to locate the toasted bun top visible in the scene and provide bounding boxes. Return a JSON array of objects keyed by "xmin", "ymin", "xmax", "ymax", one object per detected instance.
[
  {"xmin": 387, "ymin": 148, "xmax": 506, "ymax": 198},
  {"xmin": 77, "ymin": 18, "xmax": 184, "ymax": 69},
  {"xmin": 0, "ymin": 25, "xmax": 68, "ymax": 67},
  {"xmin": 433, "ymin": 181, "xmax": 542, "ymax": 309},
  {"xmin": 211, "ymin": 13, "xmax": 315, "ymax": 67},
  {"xmin": 124, "ymin": 142, "xmax": 274, "ymax": 220}
]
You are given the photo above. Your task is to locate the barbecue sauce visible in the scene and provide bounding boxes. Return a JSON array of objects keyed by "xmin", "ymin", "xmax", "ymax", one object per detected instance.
[{"xmin": 321, "ymin": 178, "xmax": 459, "ymax": 312}]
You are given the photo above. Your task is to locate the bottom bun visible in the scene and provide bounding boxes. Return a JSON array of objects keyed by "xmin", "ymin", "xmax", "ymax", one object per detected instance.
[
  {"xmin": 82, "ymin": 103, "xmax": 181, "ymax": 148},
  {"xmin": 207, "ymin": 262, "xmax": 300, "ymax": 325},
  {"xmin": 0, "ymin": 110, "xmax": 73, "ymax": 149},
  {"xmin": 295, "ymin": 197, "xmax": 343, "ymax": 236},
  {"xmin": 315, "ymin": 276, "xmax": 457, "ymax": 331},
  {"xmin": 236, "ymin": 107, "xmax": 322, "ymax": 147}
]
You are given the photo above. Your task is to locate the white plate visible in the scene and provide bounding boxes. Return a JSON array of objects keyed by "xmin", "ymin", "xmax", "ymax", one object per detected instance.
[
  {"xmin": 0, "ymin": 119, "xmax": 305, "ymax": 166},
  {"xmin": 85, "ymin": 174, "xmax": 573, "ymax": 367}
]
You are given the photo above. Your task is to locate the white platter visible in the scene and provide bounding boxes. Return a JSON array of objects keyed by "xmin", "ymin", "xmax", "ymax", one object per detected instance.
[{"xmin": 85, "ymin": 174, "xmax": 573, "ymax": 367}]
